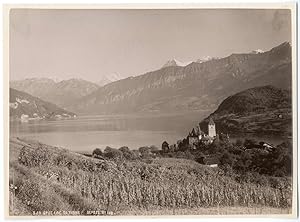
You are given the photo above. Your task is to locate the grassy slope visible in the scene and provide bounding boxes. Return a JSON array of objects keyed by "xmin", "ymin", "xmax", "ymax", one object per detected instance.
[{"xmin": 9, "ymin": 138, "xmax": 292, "ymax": 216}]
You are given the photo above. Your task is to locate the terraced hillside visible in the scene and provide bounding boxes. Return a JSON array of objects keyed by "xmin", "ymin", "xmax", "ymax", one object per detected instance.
[{"xmin": 9, "ymin": 138, "xmax": 292, "ymax": 216}]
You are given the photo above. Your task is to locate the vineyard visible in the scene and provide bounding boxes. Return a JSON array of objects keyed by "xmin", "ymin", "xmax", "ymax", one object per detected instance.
[{"xmin": 9, "ymin": 138, "xmax": 292, "ymax": 216}]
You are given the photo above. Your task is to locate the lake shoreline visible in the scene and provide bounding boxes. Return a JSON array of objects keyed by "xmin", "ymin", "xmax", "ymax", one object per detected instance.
[{"xmin": 9, "ymin": 113, "xmax": 290, "ymax": 152}]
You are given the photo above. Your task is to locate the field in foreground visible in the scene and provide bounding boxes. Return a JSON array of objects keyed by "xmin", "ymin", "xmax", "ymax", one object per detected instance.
[
  {"xmin": 121, "ymin": 206, "xmax": 291, "ymax": 215},
  {"xmin": 9, "ymin": 137, "xmax": 292, "ymax": 216}
]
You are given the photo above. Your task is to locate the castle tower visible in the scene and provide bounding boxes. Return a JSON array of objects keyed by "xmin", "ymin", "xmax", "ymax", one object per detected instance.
[{"xmin": 208, "ymin": 118, "xmax": 216, "ymax": 137}]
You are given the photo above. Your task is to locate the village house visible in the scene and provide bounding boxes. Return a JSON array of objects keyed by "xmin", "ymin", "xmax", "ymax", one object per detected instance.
[
  {"xmin": 263, "ymin": 143, "xmax": 275, "ymax": 150},
  {"xmin": 20, "ymin": 114, "xmax": 29, "ymax": 123}
]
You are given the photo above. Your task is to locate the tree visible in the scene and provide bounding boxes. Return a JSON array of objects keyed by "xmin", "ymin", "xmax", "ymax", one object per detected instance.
[
  {"xmin": 195, "ymin": 151, "xmax": 205, "ymax": 164},
  {"xmin": 104, "ymin": 146, "xmax": 124, "ymax": 161},
  {"xmin": 259, "ymin": 141, "xmax": 265, "ymax": 148},
  {"xmin": 219, "ymin": 133, "xmax": 229, "ymax": 143},
  {"xmin": 92, "ymin": 148, "xmax": 103, "ymax": 159},
  {"xmin": 132, "ymin": 150, "xmax": 141, "ymax": 159},
  {"xmin": 177, "ymin": 140, "xmax": 183, "ymax": 146},
  {"xmin": 119, "ymin": 146, "xmax": 138, "ymax": 160},
  {"xmin": 177, "ymin": 138, "xmax": 189, "ymax": 151},
  {"xmin": 149, "ymin": 145, "xmax": 159, "ymax": 153},
  {"xmin": 162, "ymin": 141, "xmax": 169, "ymax": 153},
  {"xmin": 139, "ymin": 146, "xmax": 152, "ymax": 159},
  {"xmin": 169, "ymin": 144, "xmax": 176, "ymax": 152},
  {"xmin": 219, "ymin": 150, "xmax": 234, "ymax": 167},
  {"xmin": 235, "ymin": 139, "xmax": 243, "ymax": 147},
  {"xmin": 119, "ymin": 146, "xmax": 130, "ymax": 153},
  {"xmin": 234, "ymin": 150, "xmax": 252, "ymax": 173},
  {"xmin": 207, "ymin": 142, "xmax": 219, "ymax": 154},
  {"xmin": 244, "ymin": 139, "xmax": 258, "ymax": 149},
  {"xmin": 269, "ymin": 141, "xmax": 292, "ymax": 176}
]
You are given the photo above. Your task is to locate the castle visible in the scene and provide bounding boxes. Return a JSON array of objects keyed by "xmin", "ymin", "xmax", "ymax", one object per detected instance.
[{"xmin": 188, "ymin": 117, "xmax": 216, "ymax": 148}]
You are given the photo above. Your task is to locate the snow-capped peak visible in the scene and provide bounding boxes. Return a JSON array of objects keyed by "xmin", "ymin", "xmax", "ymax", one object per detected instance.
[
  {"xmin": 107, "ymin": 72, "xmax": 123, "ymax": 82},
  {"xmin": 97, "ymin": 73, "xmax": 123, "ymax": 87},
  {"xmin": 162, "ymin": 59, "xmax": 193, "ymax": 68},
  {"xmin": 53, "ymin": 77, "xmax": 63, "ymax": 83},
  {"xmin": 196, "ymin": 56, "xmax": 219, "ymax": 64},
  {"xmin": 251, "ymin": 49, "xmax": 264, "ymax": 54}
]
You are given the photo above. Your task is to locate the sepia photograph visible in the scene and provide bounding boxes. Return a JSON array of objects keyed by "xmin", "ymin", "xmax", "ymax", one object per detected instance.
[{"xmin": 4, "ymin": 4, "xmax": 297, "ymax": 218}]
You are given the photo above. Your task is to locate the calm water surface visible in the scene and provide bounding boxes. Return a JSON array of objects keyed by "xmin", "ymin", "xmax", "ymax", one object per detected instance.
[
  {"xmin": 10, "ymin": 112, "xmax": 287, "ymax": 152},
  {"xmin": 10, "ymin": 112, "xmax": 208, "ymax": 152}
]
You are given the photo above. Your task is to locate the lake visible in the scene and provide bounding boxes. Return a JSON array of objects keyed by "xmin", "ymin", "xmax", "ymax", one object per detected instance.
[
  {"xmin": 9, "ymin": 112, "xmax": 287, "ymax": 152},
  {"xmin": 9, "ymin": 112, "xmax": 208, "ymax": 152}
]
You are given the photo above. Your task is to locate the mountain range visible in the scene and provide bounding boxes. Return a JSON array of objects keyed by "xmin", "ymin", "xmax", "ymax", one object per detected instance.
[
  {"xmin": 161, "ymin": 48, "xmax": 265, "ymax": 68},
  {"xmin": 199, "ymin": 85, "xmax": 292, "ymax": 136},
  {"xmin": 10, "ymin": 78, "xmax": 99, "ymax": 108},
  {"xmin": 69, "ymin": 42, "xmax": 291, "ymax": 114},
  {"xmin": 9, "ymin": 42, "xmax": 291, "ymax": 115},
  {"xmin": 10, "ymin": 88, "xmax": 75, "ymax": 120}
]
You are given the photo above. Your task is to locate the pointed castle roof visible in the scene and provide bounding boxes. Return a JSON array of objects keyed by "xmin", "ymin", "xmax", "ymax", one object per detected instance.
[
  {"xmin": 189, "ymin": 128, "xmax": 199, "ymax": 137},
  {"xmin": 208, "ymin": 117, "xmax": 215, "ymax": 125}
]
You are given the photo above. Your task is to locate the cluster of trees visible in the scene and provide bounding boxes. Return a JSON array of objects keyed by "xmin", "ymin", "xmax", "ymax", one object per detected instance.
[
  {"xmin": 161, "ymin": 138, "xmax": 192, "ymax": 153},
  {"xmin": 159, "ymin": 136, "xmax": 292, "ymax": 178},
  {"xmin": 92, "ymin": 135, "xmax": 292, "ymax": 178},
  {"xmin": 233, "ymin": 139, "xmax": 292, "ymax": 177},
  {"xmin": 92, "ymin": 145, "xmax": 159, "ymax": 162}
]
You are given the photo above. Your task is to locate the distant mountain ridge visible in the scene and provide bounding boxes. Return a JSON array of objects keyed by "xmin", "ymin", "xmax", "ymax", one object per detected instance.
[
  {"xmin": 70, "ymin": 42, "xmax": 292, "ymax": 114},
  {"xmin": 162, "ymin": 59, "xmax": 193, "ymax": 68},
  {"xmin": 162, "ymin": 47, "xmax": 268, "ymax": 68},
  {"xmin": 10, "ymin": 78, "xmax": 99, "ymax": 108},
  {"xmin": 199, "ymin": 85, "xmax": 292, "ymax": 136},
  {"xmin": 97, "ymin": 73, "xmax": 123, "ymax": 87},
  {"xmin": 10, "ymin": 88, "xmax": 75, "ymax": 120},
  {"xmin": 162, "ymin": 56, "xmax": 220, "ymax": 68}
]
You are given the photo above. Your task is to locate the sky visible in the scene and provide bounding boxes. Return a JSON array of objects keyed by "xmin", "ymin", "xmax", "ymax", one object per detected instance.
[{"xmin": 9, "ymin": 9, "xmax": 291, "ymax": 82}]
